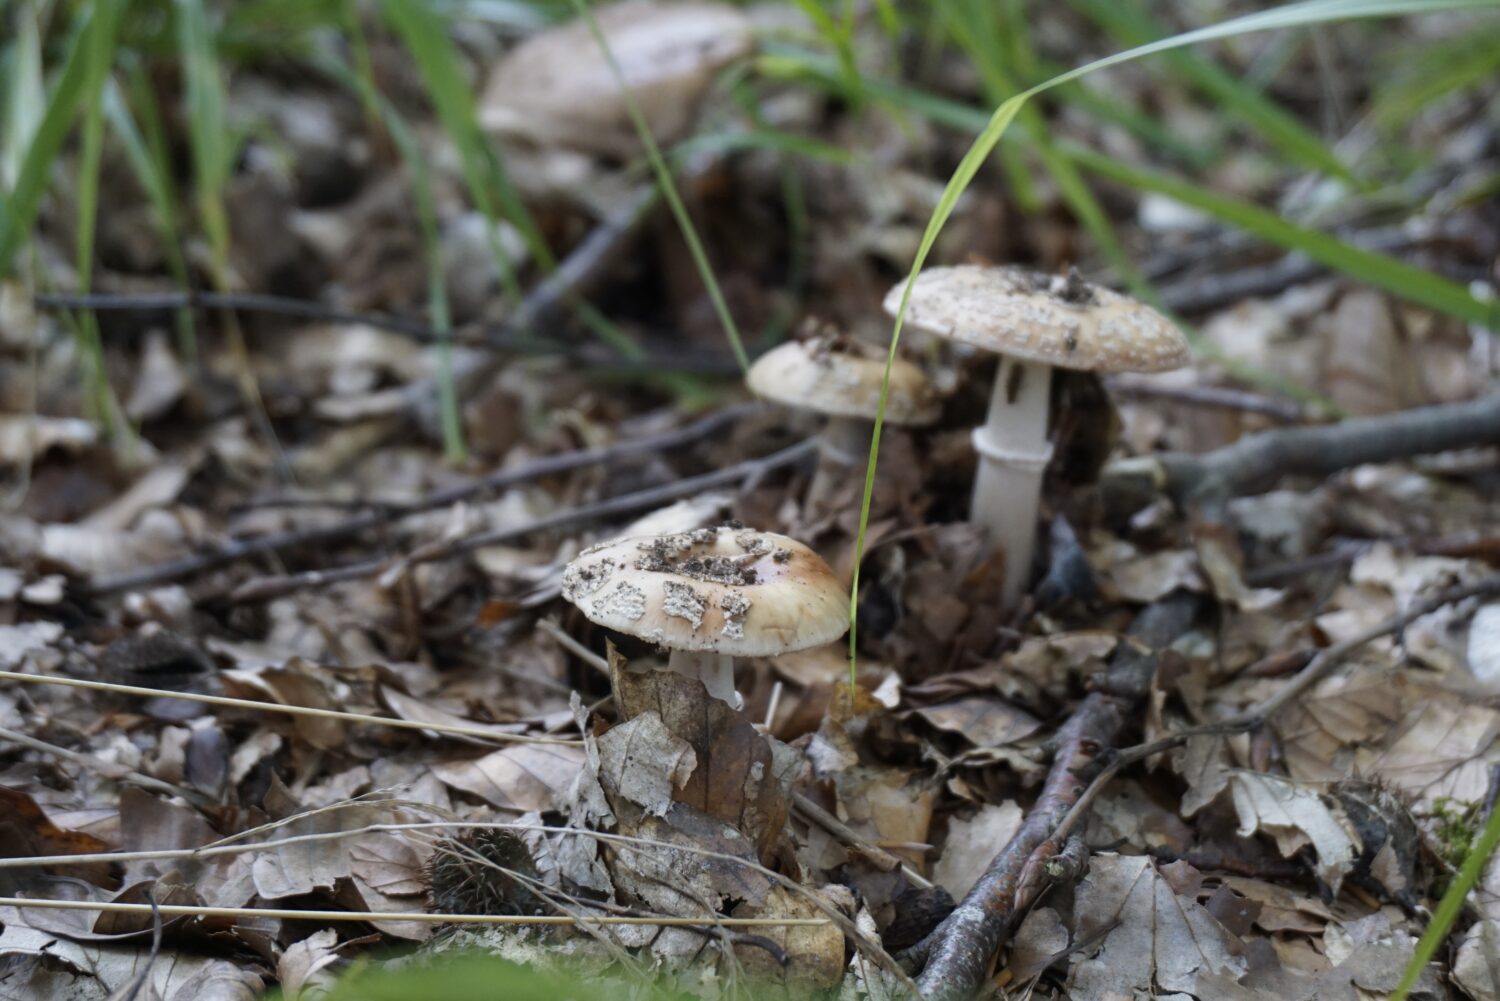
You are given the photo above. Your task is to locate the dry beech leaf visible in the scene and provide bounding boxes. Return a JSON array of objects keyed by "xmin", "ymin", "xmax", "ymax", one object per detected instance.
[
  {"xmin": 1228, "ymin": 772, "xmax": 1359, "ymax": 893},
  {"xmin": 378, "ymin": 685, "xmax": 528, "ymax": 744},
  {"xmin": 1358, "ymin": 696, "xmax": 1500, "ymax": 809},
  {"xmin": 731, "ymin": 885, "xmax": 846, "ymax": 990},
  {"xmin": 932, "ymin": 802, "xmax": 1023, "ymax": 899},
  {"xmin": 1066, "ymin": 854, "xmax": 1247, "ymax": 1001},
  {"xmin": 435, "ymin": 743, "xmax": 587, "ymax": 812},
  {"xmin": 595, "ymin": 711, "xmax": 697, "ymax": 817},
  {"xmin": 277, "ymin": 928, "xmax": 341, "ymax": 1001},
  {"xmin": 252, "ymin": 797, "xmax": 385, "ymax": 900},
  {"xmin": 909, "ymin": 696, "xmax": 1043, "ymax": 748},
  {"xmin": 611, "ymin": 659, "xmax": 799, "ymax": 864},
  {"xmin": 1454, "ymin": 919, "xmax": 1500, "ymax": 1001},
  {"xmin": 0, "ymin": 913, "xmax": 263, "ymax": 1001}
]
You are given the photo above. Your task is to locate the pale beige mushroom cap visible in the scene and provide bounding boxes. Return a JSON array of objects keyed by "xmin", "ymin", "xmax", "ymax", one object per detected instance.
[
  {"xmin": 883, "ymin": 265, "xmax": 1190, "ymax": 374},
  {"xmin": 561, "ymin": 526, "xmax": 848, "ymax": 656},
  {"xmin": 746, "ymin": 336, "xmax": 940, "ymax": 426},
  {"xmin": 479, "ymin": 1, "xmax": 753, "ymax": 157}
]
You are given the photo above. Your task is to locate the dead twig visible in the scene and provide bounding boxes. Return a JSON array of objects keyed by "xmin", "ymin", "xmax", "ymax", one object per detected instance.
[
  {"xmin": 85, "ymin": 403, "xmax": 765, "ymax": 596},
  {"xmin": 33, "ymin": 288, "xmax": 739, "ymax": 376},
  {"xmin": 1104, "ymin": 392, "xmax": 1500, "ymax": 514},
  {"xmin": 1104, "ymin": 376, "xmax": 1309, "ymax": 424},
  {"xmin": 227, "ymin": 439, "xmax": 818, "ymax": 603},
  {"xmin": 792, "ymin": 792, "xmax": 935, "ymax": 890},
  {"xmin": 910, "ymin": 594, "xmax": 1202, "ymax": 1001}
]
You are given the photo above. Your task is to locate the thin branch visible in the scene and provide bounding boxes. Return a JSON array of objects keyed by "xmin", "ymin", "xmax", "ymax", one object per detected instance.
[
  {"xmin": 1104, "ymin": 376, "xmax": 1308, "ymax": 423},
  {"xmin": 911, "ymin": 595, "xmax": 1202, "ymax": 1001},
  {"xmin": 0, "ymin": 669, "xmax": 581, "ymax": 747},
  {"xmin": 33, "ymin": 288, "xmax": 739, "ymax": 375},
  {"xmin": 85, "ymin": 403, "xmax": 766, "ymax": 596},
  {"xmin": 227, "ymin": 438, "xmax": 817, "ymax": 603},
  {"xmin": 1104, "ymin": 392, "xmax": 1500, "ymax": 510}
]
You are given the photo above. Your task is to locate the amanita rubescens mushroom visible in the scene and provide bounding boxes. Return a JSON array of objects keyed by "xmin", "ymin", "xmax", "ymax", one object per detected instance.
[
  {"xmin": 746, "ymin": 332, "xmax": 939, "ymax": 507},
  {"xmin": 885, "ymin": 265, "xmax": 1189, "ymax": 607},
  {"xmin": 479, "ymin": 1, "xmax": 753, "ymax": 159},
  {"xmin": 561, "ymin": 525, "xmax": 848, "ymax": 707}
]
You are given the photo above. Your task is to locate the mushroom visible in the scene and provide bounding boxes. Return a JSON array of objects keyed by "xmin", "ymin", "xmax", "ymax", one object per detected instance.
[
  {"xmin": 746, "ymin": 332, "xmax": 940, "ymax": 506},
  {"xmin": 884, "ymin": 265, "xmax": 1189, "ymax": 607},
  {"xmin": 479, "ymin": 1, "xmax": 754, "ymax": 159},
  {"xmin": 561, "ymin": 525, "xmax": 848, "ymax": 707}
]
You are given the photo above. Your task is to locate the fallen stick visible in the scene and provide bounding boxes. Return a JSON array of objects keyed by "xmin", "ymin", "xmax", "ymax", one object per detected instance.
[
  {"xmin": 84, "ymin": 403, "xmax": 764, "ymax": 596},
  {"xmin": 910, "ymin": 594, "xmax": 1202, "ymax": 1000},
  {"xmin": 1103, "ymin": 391, "xmax": 1500, "ymax": 512},
  {"xmin": 227, "ymin": 438, "xmax": 817, "ymax": 603}
]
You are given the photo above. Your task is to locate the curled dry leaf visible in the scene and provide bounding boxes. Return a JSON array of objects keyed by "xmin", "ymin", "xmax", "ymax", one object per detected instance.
[{"xmin": 1227, "ymin": 772, "xmax": 1359, "ymax": 893}]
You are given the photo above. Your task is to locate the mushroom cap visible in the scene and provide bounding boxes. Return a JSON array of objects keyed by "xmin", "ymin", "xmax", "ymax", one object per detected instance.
[
  {"xmin": 882, "ymin": 265, "xmax": 1190, "ymax": 374},
  {"xmin": 746, "ymin": 336, "xmax": 941, "ymax": 426},
  {"xmin": 479, "ymin": 1, "xmax": 753, "ymax": 157},
  {"xmin": 561, "ymin": 526, "xmax": 848, "ymax": 657}
]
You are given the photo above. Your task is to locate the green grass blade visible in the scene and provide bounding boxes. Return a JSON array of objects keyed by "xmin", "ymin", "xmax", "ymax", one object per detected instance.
[
  {"xmin": 846, "ymin": 0, "xmax": 1500, "ymax": 690},
  {"xmin": 72, "ymin": 0, "xmax": 127, "ymax": 428},
  {"xmin": 1371, "ymin": 29, "xmax": 1500, "ymax": 127},
  {"xmin": 1068, "ymin": 0, "xmax": 1361, "ymax": 185},
  {"xmin": 377, "ymin": 0, "xmax": 527, "ymax": 307},
  {"xmin": 0, "ymin": 7, "xmax": 94, "ymax": 276},
  {"xmin": 378, "ymin": 0, "xmax": 642, "ymax": 360},
  {"xmin": 105, "ymin": 70, "xmax": 198, "ymax": 362},
  {"xmin": 339, "ymin": 1, "xmax": 466, "ymax": 460},
  {"xmin": 1391, "ymin": 798, "xmax": 1500, "ymax": 1000},
  {"xmin": 1, "ymin": 4, "xmax": 46, "ymax": 191},
  {"xmin": 1062, "ymin": 143, "xmax": 1498, "ymax": 326},
  {"xmin": 570, "ymin": 0, "xmax": 751, "ymax": 372}
]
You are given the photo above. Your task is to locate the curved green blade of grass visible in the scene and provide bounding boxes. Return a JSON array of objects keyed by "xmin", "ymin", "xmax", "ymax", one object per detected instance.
[
  {"xmin": 1061, "ymin": 143, "xmax": 1499, "ymax": 326},
  {"xmin": 337, "ymin": 2, "xmax": 466, "ymax": 461},
  {"xmin": 104, "ymin": 70, "xmax": 198, "ymax": 363},
  {"xmin": 378, "ymin": 0, "xmax": 642, "ymax": 360},
  {"xmin": 847, "ymin": 0, "xmax": 1500, "ymax": 691},
  {"xmin": 0, "ymin": 6, "xmax": 95, "ymax": 276},
  {"xmin": 1390, "ymin": 796, "xmax": 1500, "ymax": 1000},
  {"xmin": 1068, "ymin": 0, "xmax": 1363, "ymax": 187},
  {"xmin": 569, "ymin": 0, "xmax": 751, "ymax": 372},
  {"xmin": 71, "ymin": 0, "xmax": 128, "ymax": 429}
]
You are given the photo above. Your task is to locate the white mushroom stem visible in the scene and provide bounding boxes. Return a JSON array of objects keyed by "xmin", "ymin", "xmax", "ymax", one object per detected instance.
[
  {"xmin": 818, "ymin": 416, "xmax": 872, "ymax": 466},
  {"xmin": 972, "ymin": 355, "xmax": 1056, "ymax": 608},
  {"xmin": 667, "ymin": 649, "xmax": 740, "ymax": 707}
]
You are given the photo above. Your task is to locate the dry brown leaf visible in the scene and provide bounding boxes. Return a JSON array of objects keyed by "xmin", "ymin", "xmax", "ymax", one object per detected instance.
[
  {"xmin": 1227, "ymin": 772, "xmax": 1359, "ymax": 892},
  {"xmin": 434, "ymin": 743, "xmax": 587, "ymax": 812},
  {"xmin": 611, "ymin": 658, "xmax": 799, "ymax": 864},
  {"xmin": 277, "ymin": 928, "xmax": 340, "ymax": 1001},
  {"xmin": 909, "ymin": 696, "xmax": 1043, "ymax": 748},
  {"xmin": 595, "ymin": 711, "xmax": 697, "ymax": 817},
  {"xmin": 931, "ymin": 802, "xmax": 1022, "ymax": 899},
  {"xmin": 1066, "ymin": 855, "xmax": 1247, "ymax": 1000}
]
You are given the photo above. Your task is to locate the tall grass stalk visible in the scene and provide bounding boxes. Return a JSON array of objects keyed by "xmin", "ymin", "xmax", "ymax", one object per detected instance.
[
  {"xmin": 176, "ymin": 0, "xmax": 290, "ymax": 477},
  {"xmin": 570, "ymin": 0, "xmax": 751, "ymax": 372},
  {"xmin": 340, "ymin": 1, "xmax": 467, "ymax": 461}
]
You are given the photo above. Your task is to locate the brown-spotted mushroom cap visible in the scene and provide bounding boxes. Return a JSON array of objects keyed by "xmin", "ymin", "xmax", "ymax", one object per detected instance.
[
  {"xmin": 746, "ymin": 335, "xmax": 940, "ymax": 426},
  {"xmin": 479, "ymin": 1, "xmax": 753, "ymax": 158},
  {"xmin": 883, "ymin": 264, "xmax": 1190, "ymax": 374},
  {"xmin": 561, "ymin": 526, "xmax": 848, "ymax": 656}
]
